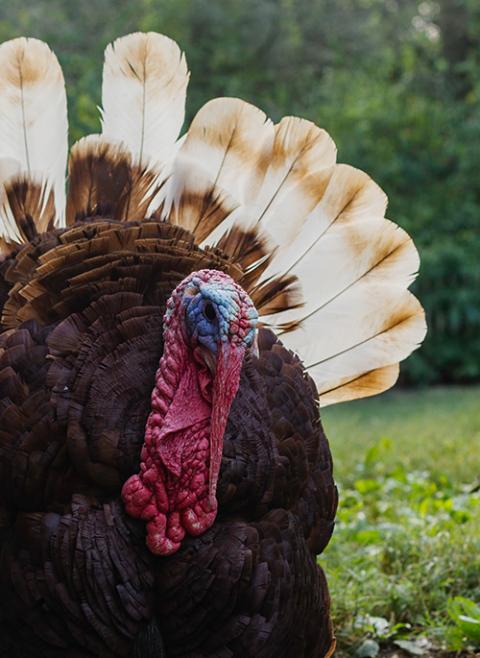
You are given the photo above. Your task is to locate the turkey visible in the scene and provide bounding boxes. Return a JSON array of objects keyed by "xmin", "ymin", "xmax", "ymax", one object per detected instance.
[{"xmin": 0, "ymin": 33, "xmax": 426, "ymax": 658}]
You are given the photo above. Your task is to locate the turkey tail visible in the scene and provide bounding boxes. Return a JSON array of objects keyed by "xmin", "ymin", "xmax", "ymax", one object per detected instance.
[
  {"xmin": 66, "ymin": 135, "xmax": 161, "ymax": 224},
  {"xmin": 0, "ymin": 30, "xmax": 424, "ymax": 405},
  {"xmin": 166, "ymin": 99, "xmax": 337, "ymax": 247},
  {"xmin": 0, "ymin": 37, "xmax": 68, "ymax": 240},
  {"xmin": 101, "ymin": 32, "xmax": 189, "ymax": 168},
  {"xmin": 164, "ymin": 96, "xmax": 426, "ymax": 405},
  {"xmin": 264, "ymin": 169, "xmax": 426, "ymax": 405}
]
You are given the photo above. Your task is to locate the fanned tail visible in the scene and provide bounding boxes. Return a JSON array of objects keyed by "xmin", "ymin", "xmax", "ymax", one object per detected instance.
[
  {"xmin": 0, "ymin": 37, "xmax": 68, "ymax": 240},
  {"xmin": 97, "ymin": 33, "xmax": 427, "ymax": 404},
  {"xmin": 0, "ymin": 29, "xmax": 425, "ymax": 405},
  {"xmin": 160, "ymin": 96, "xmax": 426, "ymax": 404}
]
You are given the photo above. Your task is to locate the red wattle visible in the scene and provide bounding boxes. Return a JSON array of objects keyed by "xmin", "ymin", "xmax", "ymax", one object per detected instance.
[{"xmin": 122, "ymin": 335, "xmax": 218, "ymax": 556}]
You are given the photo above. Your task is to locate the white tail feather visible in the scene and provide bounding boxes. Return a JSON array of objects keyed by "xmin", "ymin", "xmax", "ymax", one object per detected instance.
[
  {"xmin": 260, "ymin": 165, "xmax": 388, "ymax": 282},
  {"xmin": 176, "ymin": 98, "xmax": 273, "ymax": 204},
  {"xmin": 0, "ymin": 37, "xmax": 68, "ymax": 232},
  {"xmin": 248, "ymin": 117, "xmax": 337, "ymax": 241},
  {"xmin": 284, "ymin": 288, "xmax": 424, "ymax": 375},
  {"xmin": 319, "ymin": 364, "xmax": 400, "ymax": 406},
  {"xmin": 101, "ymin": 32, "xmax": 189, "ymax": 168},
  {"xmin": 0, "ymin": 158, "xmax": 21, "ymax": 242}
]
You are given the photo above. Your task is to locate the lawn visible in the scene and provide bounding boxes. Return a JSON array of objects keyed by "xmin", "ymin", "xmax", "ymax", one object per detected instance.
[{"xmin": 320, "ymin": 386, "xmax": 480, "ymax": 656}]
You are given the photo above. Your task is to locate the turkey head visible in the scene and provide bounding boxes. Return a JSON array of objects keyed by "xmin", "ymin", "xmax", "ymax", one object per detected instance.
[{"xmin": 122, "ymin": 269, "xmax": 258, "ymax": 555}]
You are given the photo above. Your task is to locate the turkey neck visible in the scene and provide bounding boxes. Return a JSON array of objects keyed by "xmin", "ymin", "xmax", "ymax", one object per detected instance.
[{"xmin": 149, "ymin": 321, "xmax": 190, "ymax": 421}]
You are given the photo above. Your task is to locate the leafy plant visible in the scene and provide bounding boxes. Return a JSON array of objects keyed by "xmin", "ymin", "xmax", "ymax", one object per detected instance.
[
  {"xmin": 320, "ymin": 415, "xmax": 480, "ymax": 655},
  {"xmin": 447, "ymin": 596, "xmax": 480, "ymax": 649}
]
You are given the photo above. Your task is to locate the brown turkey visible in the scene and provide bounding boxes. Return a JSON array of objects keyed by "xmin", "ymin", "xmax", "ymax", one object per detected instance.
[{"xmin": 0, "ymin": 33, "xmax": 426, "ymax": 658}]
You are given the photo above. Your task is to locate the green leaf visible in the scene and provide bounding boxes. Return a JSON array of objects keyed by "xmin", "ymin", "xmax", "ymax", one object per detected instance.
[
  {"xmin": 355, "ymin": 639, "xmax": 380, "ymax": 658},
  {"xmin": 448, "ymin": 597, "xmax": 480, "ymax": 644},
  {"xmin": 394, "ymin": 639, "xmax": 427, "ymax": 655}
]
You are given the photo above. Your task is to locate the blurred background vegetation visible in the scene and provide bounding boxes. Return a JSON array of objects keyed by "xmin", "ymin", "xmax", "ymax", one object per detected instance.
[{"xmin": 1, "ymin": 0, "xmax": 479, "ymax": 384}]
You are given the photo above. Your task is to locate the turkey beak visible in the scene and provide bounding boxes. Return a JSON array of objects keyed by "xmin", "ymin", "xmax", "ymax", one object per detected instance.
[{"xmin": 208, "ymin": 342, "xmax": 245, "ymax": 504}]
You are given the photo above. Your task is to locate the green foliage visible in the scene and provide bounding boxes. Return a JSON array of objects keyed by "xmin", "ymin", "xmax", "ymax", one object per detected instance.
[
  {"xmin": 1, "ymin": 0, "xmax": 479, "ymax": 384},
  {"xmin": 324, "ymin": 463, "xmax": 480, "ymax": 650},
  {"xmin": 321, "ymin": 386, "xmax": 480, "ymax": 655},
  {"xmin": 447, "ymin": 596, "xmax": 480, "ymax": 649}
]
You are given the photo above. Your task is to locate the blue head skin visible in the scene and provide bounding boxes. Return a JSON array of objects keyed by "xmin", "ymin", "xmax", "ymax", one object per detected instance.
[{"xmin": 181, "ymin": 271, "xmax": 258, "ymax": 355}]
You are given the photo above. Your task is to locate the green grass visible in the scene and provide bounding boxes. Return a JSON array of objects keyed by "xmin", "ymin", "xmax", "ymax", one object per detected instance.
[
  {"xmin": 319, "ymin": 386, "xmax": 480, "ymax": 656},
  {"xmin": 322, "ymin": 386, "xmax": 480, "ymax": 485}
]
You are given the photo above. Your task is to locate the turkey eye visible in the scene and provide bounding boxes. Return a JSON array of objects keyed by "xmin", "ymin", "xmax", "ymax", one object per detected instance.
[{"xmin": 204, "ymin": 301, "xmax": 216, "ymax": 322}]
